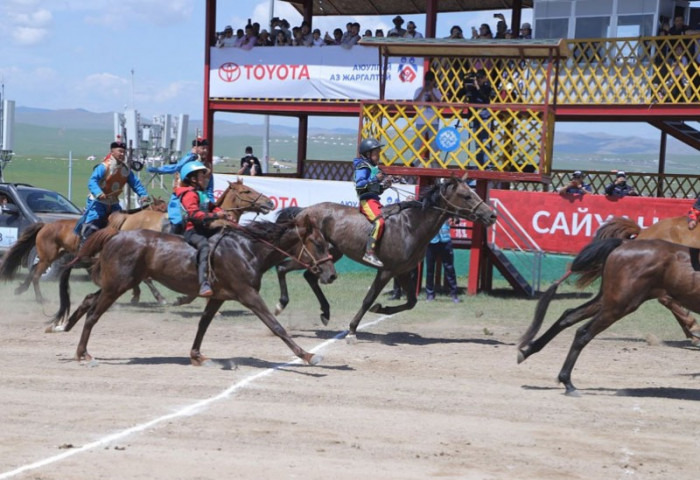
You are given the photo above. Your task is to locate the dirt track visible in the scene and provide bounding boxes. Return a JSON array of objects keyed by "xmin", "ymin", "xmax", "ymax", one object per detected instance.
[{"xmin": 1, "ymin": 277, "xmax": 700, "ymax": 480}]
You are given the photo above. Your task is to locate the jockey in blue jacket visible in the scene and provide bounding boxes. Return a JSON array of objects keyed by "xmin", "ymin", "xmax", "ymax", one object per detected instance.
[
  {"xmin": 75, "ymin": 139, "xmax": 149, "ymax": 245},
  {"xmin": 147, "ymin": 137, "xmax": 214, "ymax": 233}
]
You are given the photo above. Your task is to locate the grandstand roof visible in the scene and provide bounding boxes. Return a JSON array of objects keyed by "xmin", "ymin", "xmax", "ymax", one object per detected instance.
[
  {"xmin": 359, "ymin": 37, "xmax": 569, "ymax": 58},
  {"xmin": 280, "ymin": 0, "xmax": 533, "ymax": 16}
]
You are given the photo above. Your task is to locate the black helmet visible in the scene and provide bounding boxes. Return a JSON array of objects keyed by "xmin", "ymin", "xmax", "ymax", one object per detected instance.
[{"xmin": 359, "ymin": 138, "xmax": 384, "ymax": 156}]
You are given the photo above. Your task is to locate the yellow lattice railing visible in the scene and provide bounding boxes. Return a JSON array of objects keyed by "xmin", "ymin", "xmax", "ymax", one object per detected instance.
[
  {"xmin": 360, "ymin": 101, "xmax": 552, "ymax": 174},
  {"xmin": 430, "ymin": 34, "xmax": 700, "ymax": 105}
]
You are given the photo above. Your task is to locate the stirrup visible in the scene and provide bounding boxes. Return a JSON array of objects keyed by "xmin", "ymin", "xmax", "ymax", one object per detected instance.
[
  {"xmin": 199, "ymin": 282, "xmax": 213, "ymax": 297},
  {"xmin": 362, "ymin": 252, "xmax": 384, "ymax": 268}
]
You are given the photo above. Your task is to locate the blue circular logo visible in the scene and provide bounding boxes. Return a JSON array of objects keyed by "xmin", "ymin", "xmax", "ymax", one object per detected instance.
[{"xmin": 436, "ymin": 126, "xmax": 460, "ymax": 152}]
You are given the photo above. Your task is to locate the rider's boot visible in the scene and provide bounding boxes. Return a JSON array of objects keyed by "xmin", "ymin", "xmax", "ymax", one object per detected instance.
[{"xmin": 362, "ymin": 237, "xmax": 384, "ymax": 268}]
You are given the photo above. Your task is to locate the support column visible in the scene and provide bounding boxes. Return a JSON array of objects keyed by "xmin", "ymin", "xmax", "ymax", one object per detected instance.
[
  {"xmin": 297, "ymin": 115, "xmax": 308, "ymax": 178},
  {"xmin": 467, "ymin": 179, "xmax": 490, "ymax": 295}
]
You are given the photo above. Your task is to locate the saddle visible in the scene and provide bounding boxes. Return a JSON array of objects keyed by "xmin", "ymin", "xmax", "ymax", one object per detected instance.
[{"xmin": 382, "ymin": 200, "xmax": 422, "ymax": 218}]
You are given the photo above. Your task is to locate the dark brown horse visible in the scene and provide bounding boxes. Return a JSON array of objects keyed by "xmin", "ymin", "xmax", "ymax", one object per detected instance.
[
  {"xmin": 273, "ymin": 177, "xmax": 497, "ymax": 339},
  {"xmin": 49, "ymin": 215, "xmax": 336, "ymax": 365},
  {"xmin": 518, "ymin": 237, "xmax": 700, "ymax": 395}
]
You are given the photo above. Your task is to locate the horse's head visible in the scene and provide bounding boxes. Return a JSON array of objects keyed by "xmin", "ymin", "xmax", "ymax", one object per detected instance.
[
  {"xmin": 147, "ymin": 196, "xmax": 167, "ymax": 212},
  {"xmin": 218, "ymin": 179, "xmax": 275, "ymax": 215},
  {"xmin": 294, "ymin": 215, "xmax": 337, "ymax": 285},
  {"xmin": 437, "ymin": 176, "xmax": 497, "ymax": 226}
]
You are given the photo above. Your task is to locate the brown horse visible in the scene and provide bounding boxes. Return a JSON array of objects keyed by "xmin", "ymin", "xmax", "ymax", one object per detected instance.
[
  {"xmin": 0, "ymin": 198, "xmax": 166, "ymax": 304},
  {"xmin": 517, "ymin": 237, "xmax": 700, "ymax": 395},
  {"xmin": 273, "ymin": 177, "xmax": 497, "ymax": 339},
  {"xmin": 577, "ymin": 215, "xmax": 700, "ymax": 343},
  {"xmin": 107, "ymin": 179, "xmax": 274, "ymax": 304},
  {"xmin": 49, "ymin": 215, "xmax": 336, "ymax": 365}
]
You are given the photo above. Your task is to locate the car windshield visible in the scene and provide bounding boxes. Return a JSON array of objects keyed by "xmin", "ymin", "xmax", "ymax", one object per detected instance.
[{"xmin": 19, "ymin": 189, "xmax": 82, "ymax": 214}]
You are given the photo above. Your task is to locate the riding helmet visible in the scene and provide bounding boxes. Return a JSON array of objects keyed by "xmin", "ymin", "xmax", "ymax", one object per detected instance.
[
  {"xmin": 181, "ymin": 161, "xmax": 208, "ymax": 181},
  {"xmin": 359, "ymin": 138, "xmax": 384, "ymax": 156}
]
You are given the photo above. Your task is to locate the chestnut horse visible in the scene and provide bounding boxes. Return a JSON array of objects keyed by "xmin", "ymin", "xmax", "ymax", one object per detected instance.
[
  {"xmin": 518, "ymin": 238, "xmax": 700, "ymax": 395},
  {"xmin": 0, "ymin": 198, "xmax": 166, "ymax": 304},
  {"xmin": 535, "ymin": 215, "xmax": 700, "ymax": 345},
  {"xmin": 49, "ymin": 215, "xmax": 336, "ymax": 365},
  {"xmin": 273, "ymin": 177, "xmax": 497, "ymax": 339}
]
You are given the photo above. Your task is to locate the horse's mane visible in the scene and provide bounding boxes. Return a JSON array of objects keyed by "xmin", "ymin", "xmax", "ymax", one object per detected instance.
[
  {"xmin": 418, "ymin": 182, "xmax": 444, "ymax": 210},
  {"xmin": 233, "ymin": 217, "xmax": 295, "ymax": 243},
  {"xmin": 277, "ymin": 206, "xmax": 303, "ymax": 222}
]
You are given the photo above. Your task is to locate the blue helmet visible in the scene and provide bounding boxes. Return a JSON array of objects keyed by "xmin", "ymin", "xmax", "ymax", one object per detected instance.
[{"xmin": 180, "ymin": 161, "xmax": 208, "ymax": 181}]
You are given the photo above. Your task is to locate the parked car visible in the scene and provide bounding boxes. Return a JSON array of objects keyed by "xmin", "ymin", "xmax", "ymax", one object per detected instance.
[{"xmin": 0, "ymin": 183, "xmax": 83, "ymax": 276}]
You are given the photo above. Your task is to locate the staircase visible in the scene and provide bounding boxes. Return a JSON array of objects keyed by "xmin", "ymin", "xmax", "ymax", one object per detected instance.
[
  {"xmin": 649, "ymin": 120, "xmax": 700, "ymax": 151},
  {"xmin": 486, "ymin": 247, "xmax": 535, "ymax": 297}
]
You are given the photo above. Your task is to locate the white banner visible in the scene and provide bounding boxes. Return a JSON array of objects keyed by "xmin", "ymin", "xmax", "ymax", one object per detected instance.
[
  {"xmin": 213, "ymin": 174, "xmax": 418, "ymax": 224},
  {"xmin": 210, "ymin": 46, "xmax": 423, "ymax": 100}
]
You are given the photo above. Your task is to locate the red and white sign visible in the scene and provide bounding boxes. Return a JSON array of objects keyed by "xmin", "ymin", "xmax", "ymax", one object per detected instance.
[
  {"xmin": 489, "ymin": 190, "xmax": 693, "ymax": 254},
  {"xmin": 210, "ymin": 46, "xmax": 422, "ymax": 100}
]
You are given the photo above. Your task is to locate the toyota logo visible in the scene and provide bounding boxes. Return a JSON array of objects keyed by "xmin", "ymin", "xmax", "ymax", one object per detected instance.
[{"xmin": 218, "ymin": 62, "xmax": 241, "ymax": 82}]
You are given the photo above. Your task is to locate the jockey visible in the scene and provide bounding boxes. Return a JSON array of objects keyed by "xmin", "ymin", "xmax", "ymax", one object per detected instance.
[
  {"xmin": 175, "ymin": 161, "xmax": 229, "ymax": 297},
  {"xmin": 76, "ymin": 138, "xmax": 149, "ymax": 245},
  {"xmin": 148, "ymin": 137, "xmax": 214, "ymax": 234},
  {"xmin": 688, "ymin": 198, "xmax": 700, "ymax": 230},
  {"xmin": 354, "ymin": 137, "xmax": 391, "ymax": 268}
]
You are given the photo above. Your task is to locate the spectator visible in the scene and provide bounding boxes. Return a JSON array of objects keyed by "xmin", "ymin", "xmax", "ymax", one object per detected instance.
[
  {"xmin": 324, "ymin": 28, "xmax": 343, "ymax": 45},
  {"xmin": 446, "ymin": 25, "xmax": 464, "ymax": 39},
  {"xmin": 235, "ymin": 24, "xmax": 257, "ymax": 50},
  {"xmin": 472, "ymin": 23, "xmax": 493, "ymax": 39},
  {"xmin": 457, "ymin": 69, "xmax": 494, "ymax": 168},
  {"xmin": 425, "ymin": 220, "xmax": 460, "ymax": 303},
  {"xmin": 269, "ymin": 17, "xmax": 282, "ymax": 43},
  {"xmin": 519, "ymin": 22, "xmax": 532, "ymax": 39},
  {"xmin": 388, "ymin": 16, "xmax": 407, "ymax": 37},
  {"xmin": 311, "ymin": 28, "xmax": 324, "ymax": 46},
  {"xmin": 341, "ymin": 22, "xmax": 353, "ymax": 43},
  {"xmin": 364, "ymin": 29, "xmax": 373, "ymax": 38},
  {"xmin": 291, "ymin": 26, "xmax": 304, "ymax": 46},
  {"xmin": 275, "ymin": 30, "xmax": 290, "ymax": 46},
  {"xmin": 235, "ymin": 28, "xmax": 244, "ymax": 42},
  {"xmin": 494, "ymin": 14, "xmax": 508, "ymax": 39},
  {"xmin": 669, "ymin": 43, "xmax": 690, "ymax": 100},
  {"xmin": 216, "ymin": 25, "xmax": 236, "ymax": 47},
  {"xmin": 238, "ymin": 146, "xmax": 262, "ymax": 176},
  {"xmin": 257, "ymin": 29, "xmax": 273, "ymax": 47},
  {"xmin": 669, "ymin": 15, "xmax": 690, "ymax": 35},
  {"xmin": 604, "ymin": 171, "xmax": 638, "ymax": 197},
  {"xmin": 375, "ymin": 29, "xmax": 384, "ymax": 38},
  {"xmin": 279, "ymin": 19, "xmax": 291, "ymax": 40},
  {"xmin": 405, "ymin": 21, "xmax": 424, "ymax": 39},
  {"xmin": 557, "ymin": 170, "xmax": 592, "ymax": 196},
  {"xmin": 687, "ymin": 197, "xmax": 700, "ymax": 229},
  {"xmin": 341, "ymin": 22, "xmax": 361, "ymax": 49},
  {"xmin": 252, "ymin": 22, "xmax": 261, "ymax": 37},
  {"xmin": 504, "ymin": 29, "xmax": 514, "ymax": 39},
  {"xmin": 412, "ymin": 71, "xmax": 442, "ymax": 166},
  {"xmin": 300, "ymin": 21, "xmax": 314, "ymax": 46}
]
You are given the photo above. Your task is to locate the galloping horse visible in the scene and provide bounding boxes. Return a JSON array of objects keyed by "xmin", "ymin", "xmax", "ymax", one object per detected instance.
[
  {"xmin": 535, "ymin": 215, "xmax": 700, "ymax": 345},
  {"xmin": 0, "ymin": 198, "xmax": 166, "ymax": 304},
  {"xmin": 49, "ymin": 215, "xmax": 336, "ymax": 365},
  {"xmin": 518, "ymin": 238, "xmax": 700, "ymax": 395},
  {"xmin": 274, "ymin": 177, "xmax": 497, "ymax": 339}
]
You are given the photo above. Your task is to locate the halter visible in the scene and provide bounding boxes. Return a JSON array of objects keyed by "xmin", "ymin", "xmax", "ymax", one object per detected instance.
[
  {"xmin": 222, "ymin": 185, "xmax": 267, "ymax": 213},
  {"xmin": 436, "ymin": 186, "xmax": 485, "ymax": 222}
]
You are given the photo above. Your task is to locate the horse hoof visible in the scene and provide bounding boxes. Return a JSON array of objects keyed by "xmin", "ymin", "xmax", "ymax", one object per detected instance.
[
  {"xmin": 320, "ymin": 314, "xmax": 330, "ymax": 326},
  {"xmin": 46, "ymin": 324, "xmax": 65, "ymax": 333},
  {"xmin": 369, "ymin": 303, "xmax": 381, "ymax": 313},
  {"xmin": 565, "ymin": 388, "xmax": 581, "ymax": 398},
  {"xmin": 346, "ymin": 333, "xmax": 357, "ymax": 345},
  {"xmin": 274, "ymin": 302, "xmax": 284, "ymax": 316},
  {"xmin": 158, "ymin": 299, "xmax": 168, "ymax": 306},
  {"xmin": 516, "ymin": 349, "xmax": 526, "ymax": 364},
  {"xmin": 130, "ymin": 297, "xmax": 139, "ymax": 305},
  {"xmin": 308, "ymin": 354, "xmax": 323, "ymax": 366}
]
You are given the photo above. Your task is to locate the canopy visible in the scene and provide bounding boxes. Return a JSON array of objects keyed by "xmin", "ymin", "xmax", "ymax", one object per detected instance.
[{"xmin": 280, "ymin": 0, "xmax": 533, "ymax": 16}]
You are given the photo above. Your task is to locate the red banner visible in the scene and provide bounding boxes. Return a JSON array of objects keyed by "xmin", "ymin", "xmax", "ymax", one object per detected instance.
[{"xmin": 488, "ymin": 191, "xmax": 693, "ymax": 254}]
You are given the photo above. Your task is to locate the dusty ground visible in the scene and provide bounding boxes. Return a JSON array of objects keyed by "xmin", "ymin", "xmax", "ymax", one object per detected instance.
[{"xmin": 1, "ymin": 275, "xmax": 700, "ymax": 480}]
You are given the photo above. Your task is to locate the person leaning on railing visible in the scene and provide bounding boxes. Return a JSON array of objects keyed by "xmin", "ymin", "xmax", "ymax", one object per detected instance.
[{"xmin": 604, "ymin": 171, "xmax": 638, "ymax": 197}]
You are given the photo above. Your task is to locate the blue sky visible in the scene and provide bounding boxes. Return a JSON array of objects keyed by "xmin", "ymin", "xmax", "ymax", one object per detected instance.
[{"xmin": 0, "ymin": 0, "xmax": 662, "ymax": 138}]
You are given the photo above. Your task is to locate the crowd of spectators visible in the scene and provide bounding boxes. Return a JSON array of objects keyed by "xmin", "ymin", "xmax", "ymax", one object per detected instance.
[{"xmin": 215, "ymin": 13, "xmax": 534, "ymax": 49}]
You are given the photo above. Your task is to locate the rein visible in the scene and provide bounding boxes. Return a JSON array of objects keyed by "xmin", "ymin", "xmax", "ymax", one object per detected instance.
[
  {"xmin": 436, "ymin": 187, "xmax": 485, "ymax": 222},
  {"xmin": 222, "ymin": 188, "xmax": 266, "ymax": 213}
]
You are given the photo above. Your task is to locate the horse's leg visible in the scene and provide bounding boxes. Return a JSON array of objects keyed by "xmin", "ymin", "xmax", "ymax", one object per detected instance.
[
  {"xmin": 658, "ymin": 295, "xmax": 700, "ymax": 345},
  {"xmin": 369, "ymin": 271, "xmax": 417, "ymax": 315},
  {"xmin": 302, "ymin": 269, "xmax": 332, "ymax": 326},
  {"xmin": 130, "ymin": 283, "xmax": 142, "ymax": 304},
  {"xmin": 274, "ymin": 262, "xmax": 292, "ymax": 316},
  {"xmin": 143, "ymin": 278, "xmax": 168, "ymax": 305},
  {"xmin": 517, "ymin": 294, "xmax": 601, "ymax": 364},
  {"xmin": 173, "ymin": 294, "xmax": 197, "ymax": 306},
  {"xmin": 49, "ymin": 290, "xmax": 101, "ymax": 333},
  {"xmin": 237, "ymin": 289, "xmax": 321, "ymax": 365},
  {"xmin": 347, "ymin": 270, "xmax": 394, "ymax": 341},
  {"xmin": 190, "ymin": 299, "xmax": 225, "ymax": 366},
  {"xmin": 73, "ymin": 289, "xmax": 121, "ymax": 362}
]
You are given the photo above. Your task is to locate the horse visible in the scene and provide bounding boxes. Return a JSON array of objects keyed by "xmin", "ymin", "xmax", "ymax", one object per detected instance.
[
  {"xmin": 0, "ymin": 197, "xmax": 166, "ymax": 304},
  {"xmin": 107, "ymin": 179, "xmax": 274, "ymax": 304},
  {"xmin": 273, "ymin": 176, "xmax": 497, "ymax": 339},
  {"xmin": 48, "ymin": 215, "xmax": 336, "ymax": 365},
  {"xmin": 517, "ymin": 237, "xmax": 700, "ymax": 396},
  {"xmin": 536, "ymin": 215, "xmax": 700, "ymax": 345}
]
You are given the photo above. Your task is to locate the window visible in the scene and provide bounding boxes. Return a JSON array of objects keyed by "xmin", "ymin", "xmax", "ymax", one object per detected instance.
[{"xmin": 535, "ymin": 18, "xmax": 569, "ymax": 39}]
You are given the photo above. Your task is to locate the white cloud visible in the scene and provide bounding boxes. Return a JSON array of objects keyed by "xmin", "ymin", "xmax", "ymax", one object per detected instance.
[{"xmin": 1, "ymin": 3, "xmax": 52, "ymax": 46}]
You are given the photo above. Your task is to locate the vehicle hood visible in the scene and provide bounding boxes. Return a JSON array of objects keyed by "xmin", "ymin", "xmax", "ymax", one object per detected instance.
[{"xmin": 35, "ymin": 212, "xmax": 83, "ymax": 223}]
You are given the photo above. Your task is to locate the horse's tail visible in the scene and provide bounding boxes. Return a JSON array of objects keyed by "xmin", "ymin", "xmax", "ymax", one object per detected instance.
[
  {"xmin": 594, "ymin": 216, "xmax": 640, "ymax": 241},
  {"xmin": 518, "ymin": 270, "xmax": 572, "ymax": 349},
  {"xmin": 0, "ymin": 222, "xmax": 44, "ymax": 280},
  {"xmin": 571, "ymin": 238, "xmax": 624, "ymax": 288},
  {"xmin": 51, "ymin": 263, "xmax": 74, "ymax": 326},
  {"xmin": 107, "ymin": 212, "xmax": 128, "ymax": 230},
  {"xmin": 276, "ymin": 206, "xmax": 304, "ymax": 223}
]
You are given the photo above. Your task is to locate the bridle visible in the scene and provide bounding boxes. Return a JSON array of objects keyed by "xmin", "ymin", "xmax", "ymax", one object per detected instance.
[
  {"xmin": 435, "ymin": 184, "xmax": 486, "ymax": 222},
  {"xmin": 221, "ymin": 185, "xmax": 268, "ymax": 213}
]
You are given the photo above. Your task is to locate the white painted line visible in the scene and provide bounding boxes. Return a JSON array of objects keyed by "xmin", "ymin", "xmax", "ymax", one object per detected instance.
[{"xmin": 0, "ymin": 316, "xmax": 392, "ymax": 480}]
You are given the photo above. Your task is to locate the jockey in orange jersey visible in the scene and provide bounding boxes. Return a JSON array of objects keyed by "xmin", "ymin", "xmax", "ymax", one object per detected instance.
[{"xmin": 353, "ymin": 138, "xmax": 391, "ymax": 268}]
